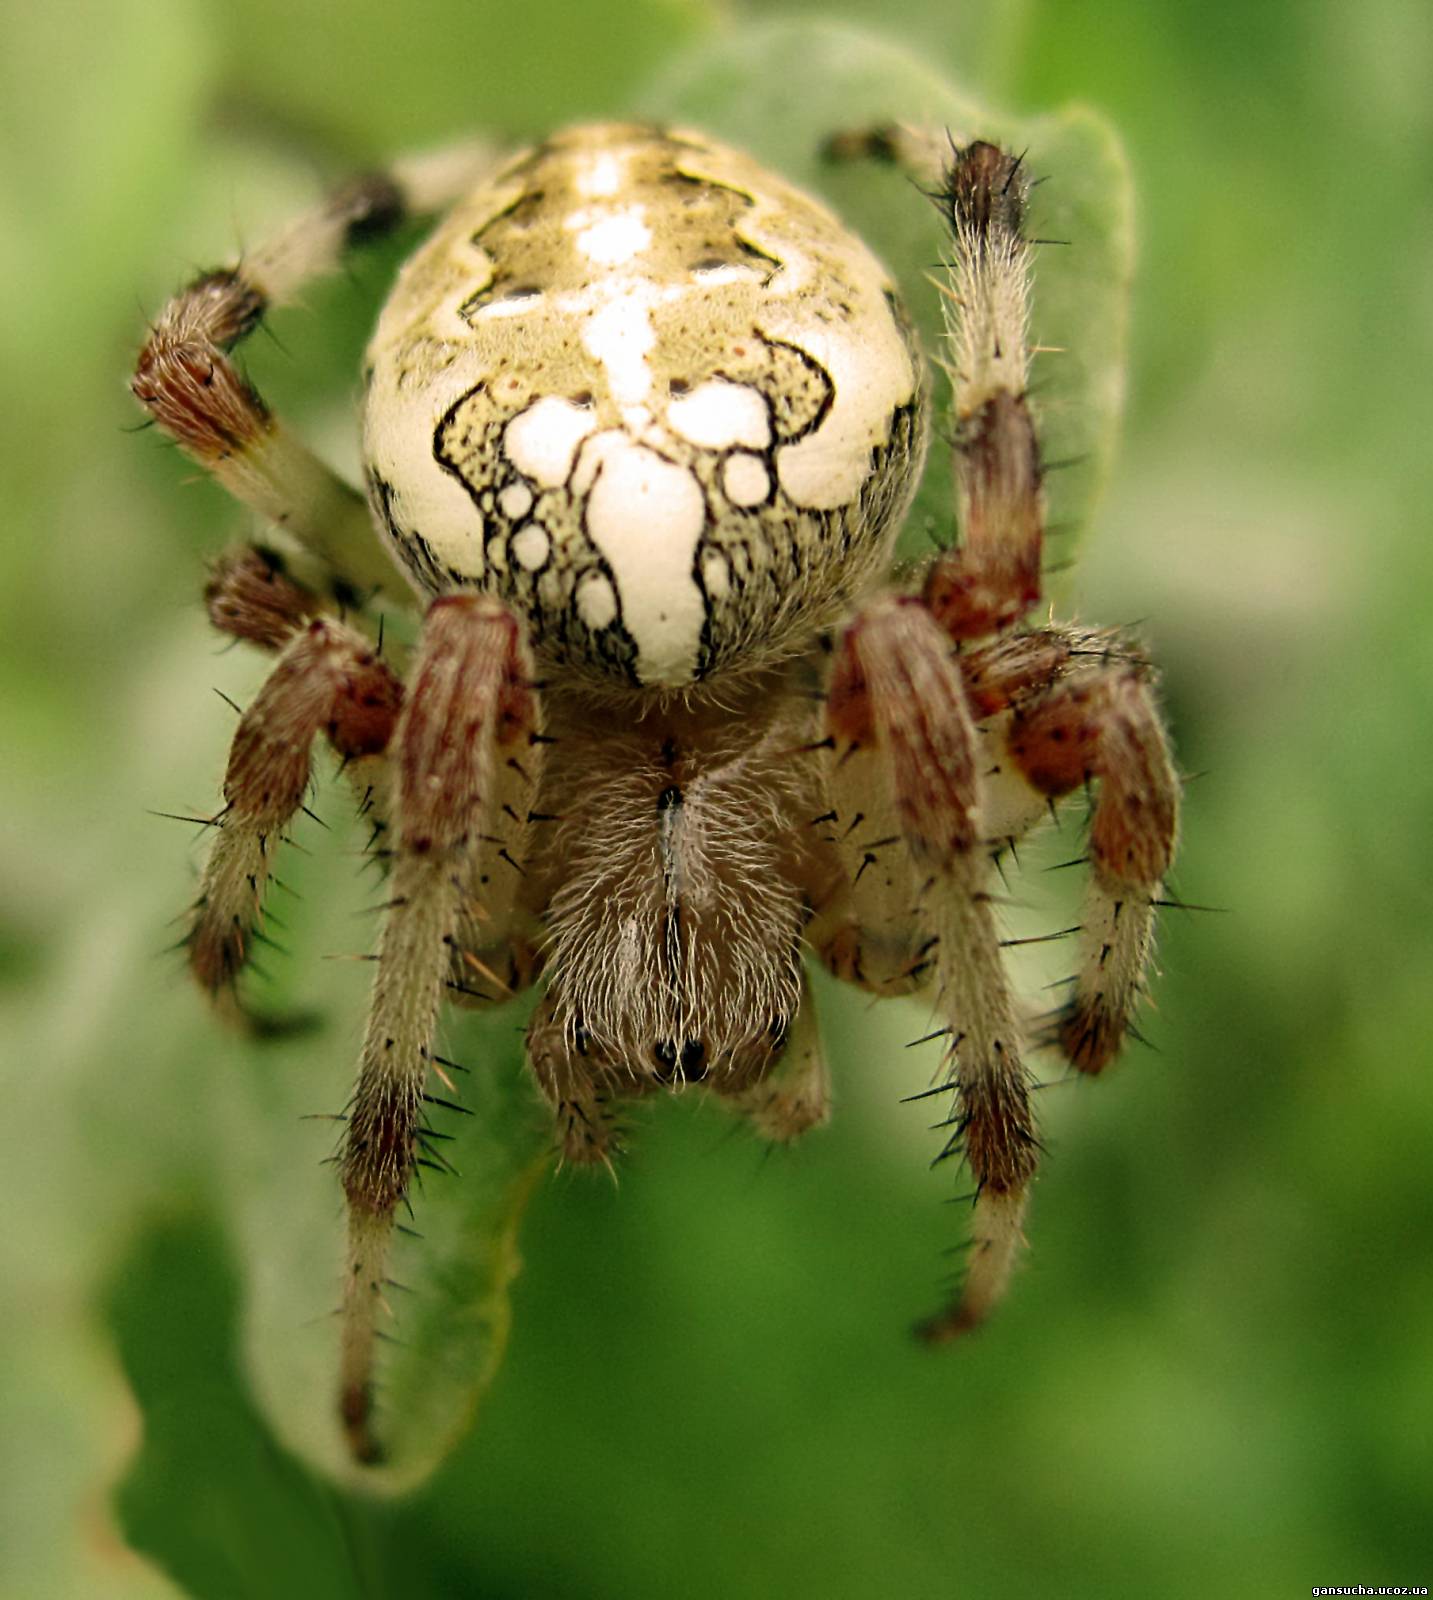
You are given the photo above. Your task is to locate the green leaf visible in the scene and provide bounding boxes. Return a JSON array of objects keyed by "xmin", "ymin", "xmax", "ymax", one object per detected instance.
[
  {"xmin": 108, "ymin": 1212, "xmax": 367, "ymax": 1600},
  {"xmin": 231, "ymin": 993, "xmax": 551, "ymax": 1494}
]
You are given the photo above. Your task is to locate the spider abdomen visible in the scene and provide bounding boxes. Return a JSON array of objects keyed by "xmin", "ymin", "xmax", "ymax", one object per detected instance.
[{"xmin": 363, "ymin": 123, "xmax": 927, "ymax": 690}]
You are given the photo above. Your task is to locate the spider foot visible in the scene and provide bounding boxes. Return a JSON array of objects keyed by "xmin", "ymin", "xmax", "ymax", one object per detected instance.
[
  {"xmin": 1009, "ymin": 666, "xmax": 1179, "ymax": 1076},
  {"xmin": 915, "ymin": 1188, "xmax": 1029, "ymax": 1343}
]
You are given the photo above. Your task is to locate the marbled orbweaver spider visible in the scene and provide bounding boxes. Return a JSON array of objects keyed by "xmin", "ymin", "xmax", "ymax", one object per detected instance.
[{"xmin": 133, "ymin": 121, "xmax": 1180, "ymax": 1464}]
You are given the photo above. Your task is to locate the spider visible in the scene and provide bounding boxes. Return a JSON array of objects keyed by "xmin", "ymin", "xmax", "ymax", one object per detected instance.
[{"xmin": 133, "ymin": 121, "xmax": 1180, "ymax": 1464}]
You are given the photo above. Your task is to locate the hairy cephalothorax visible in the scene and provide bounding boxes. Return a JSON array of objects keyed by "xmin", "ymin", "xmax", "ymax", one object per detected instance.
[{"xmin": 134, "ymin": 121, "xmax": 1180, "ymax": 1463}]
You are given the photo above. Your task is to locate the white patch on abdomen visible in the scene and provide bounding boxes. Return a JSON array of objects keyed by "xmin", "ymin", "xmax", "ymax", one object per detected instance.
[
  {"xmin": 504, "ymin": 396, "xmax": 597, "ymax": 488},
  {"xmin": 499, "ymin": 481, "xmax": 534, "ymax": 520},
  {"xmin": 576, "ymin": 152, "xmax": 624, "ymax": 198},
  {"xmin": 511, "ymin": 523, "xmax": 551, "ymax": 571},
  {"xmin": 764, "ymin": 313, "xmax": 915, "ymax": 510},
  {"xmin": 721, "ymin": 451, "xmax": 770, "ymax": 507},
  {"xmin": 701, "ymin": 550, "xmax": 731, "ymax": 600},
  {"xmin": 581, "ymin": 293, "xmax": 656, "ymax": 405},
  {"xmin": 666, "ymin": 379, "xmax": 770, "ymax": 450},
  {"xmin": 584, "ymin": 438, "xmax": 705, "ymax": 684},
  {"xmin": 570, "ymin": 205, "xmax": 651, "ymax": 267},
  {"xmin": 576, "ymin": 572, "xmax": 618, "ymax": 631},
  {"xmin": 363, "ymin": 349, "xmax": 496, "ymax": 586}
]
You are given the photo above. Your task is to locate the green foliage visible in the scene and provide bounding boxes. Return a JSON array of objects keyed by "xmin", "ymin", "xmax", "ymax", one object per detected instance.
[{"xmin": 109, "ymin": 1215, "xmax": 367, "ymax": 1600}]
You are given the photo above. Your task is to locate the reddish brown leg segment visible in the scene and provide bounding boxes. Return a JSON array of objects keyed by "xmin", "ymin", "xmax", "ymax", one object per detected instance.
[
  {"xmin": 338, "ymin": 595, "xmax": 540, "ymax": 1464},
  {"xmin": 188, "ymin": 619, "xmax": 401, "ymax": 1021},
  {"xmin": 203, "ymin": 545, "xmax": 323, "ymax": 650},
  {"xmin": 1008, "ymin": 666, "xmax": 1180, "ymax": 1072},
  {"xmin": 828, "ymin": 597, "xmax": 1038, "ymax": 1340}
]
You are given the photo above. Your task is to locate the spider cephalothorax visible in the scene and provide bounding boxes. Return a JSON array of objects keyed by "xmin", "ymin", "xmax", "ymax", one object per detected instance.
[{"xmin": 134, "ymin": 121, "xmax": 1179, "ymax": 1463}]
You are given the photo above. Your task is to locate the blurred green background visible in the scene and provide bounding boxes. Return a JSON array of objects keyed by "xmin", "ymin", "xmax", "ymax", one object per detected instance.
[{"xmin": 2, "ymin": 0, "xmax": 1430, "ymax": 1595}]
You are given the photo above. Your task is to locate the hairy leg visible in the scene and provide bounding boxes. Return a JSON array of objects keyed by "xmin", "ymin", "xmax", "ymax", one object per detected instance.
[
  {"xmin": 824, "ymin": 125, "xmax": 1180, "ymax": 1334},
  {"xmin": 831, "ymin": 128, "xmax": 1045, "ymax": 639},
  {"xmin": 338, "ymin": 595, "xmax": 542, "ymax": 1462},
  {"xmin": 954, "ymin": 625, "xmax": 1183, "ymax": 1069},
  {"xmin": 714, "ymin": 971, "xmax": 831, "ymax": 1144},
  {"xmin": 187, "ymin": 615, "xmax": 401, "ymax": 1024},
  {"xmin": 826, "ymin": 597, "xmax": 1038, "ymax": 1339},
  {"xmin": 133, "ymin": 140, "xmax": 497, "ymax": 602},
  {"xmin": 1007, "ymin": 663, "xmax": 1180, "ymax": 1072}
]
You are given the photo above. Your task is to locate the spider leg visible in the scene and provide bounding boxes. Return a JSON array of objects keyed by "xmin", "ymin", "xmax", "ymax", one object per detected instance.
[
  {"xmin": 525, "ymin": 994, "xmax": 630, "ymax": 1171},
  {"xmin": 872, "ymin": 128, "xmax": 1177, "ymax": 1072},
  {"xmin": 132, "ymin": 140, "xmax": 497, "ymax": 602},
  {"xmin": 923, "ymin": 139, "xmax": 1044, "ymax": 639},
  {"xmin": 187, "ymin": 617, "xmax": 401, "ymax": 1023},
  {"xmin": 826, "ymin": 597, "xmax": 1038, "ymax": 1341},
  {"xmin": 202, "ymin": 542, "xmax": 323, "ymax": 649},
  {"xmin": 951, "ymin": 625, "xmax": 1180, "ymax": 1068},
  {"xmin": 834, "ymin": 126, "xmax": 1045, "ymax": 637},
  {"xmin": 338, "ymin": 594, "xmax": 541, "ymax": 1464},
  {"xmin": 444, "ymin": 709, "xmax": 548, "ymax": 1012},
  {"xmin": 822, "ymin": 134, "xmax": 1046, "ymax": 1331},
  {"xmin": 807, "ymin": 631, "xmax": 1088, "ymax": 1001},
  {"xmin": 714, "ymin": 970, "xmax": 830, "ymax": 1144},
  {"xmin": 828, "ymin": 128, "xmax": 1179, "ymax": 1330},
  {"xmin": 204, "ymin": 537, "xmax": 408, "ymax": 850},
  {"xmin": 1007, "ymin": 660, "xmax": 1180, "ymax": 1072},
  {"xmin": 804, "ymin": 722, "xmax": 931, "ymax": 998}
]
